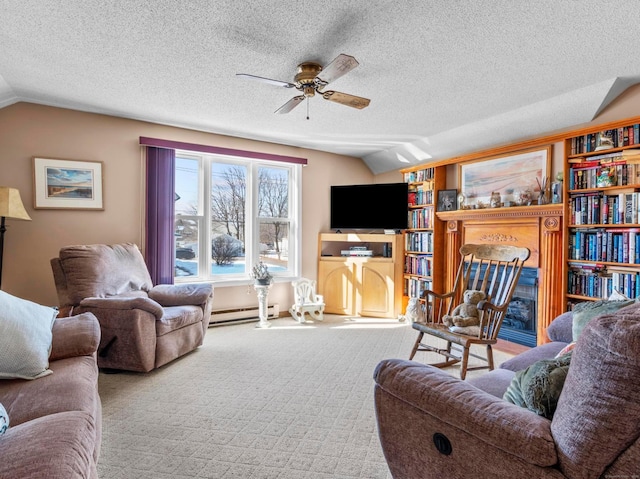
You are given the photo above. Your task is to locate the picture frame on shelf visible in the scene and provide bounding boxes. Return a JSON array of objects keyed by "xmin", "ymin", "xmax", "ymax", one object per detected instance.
[
  {"xmin": 459, "ymin": 146, "xmax": 551, "ymax": 208},
  {"xmin": 436, "ymin": 189, "xmax": 457, "ymax": 212},
  {"xmin": 33, "ymin": 157, "xmax": 104, "ymax": 210}
]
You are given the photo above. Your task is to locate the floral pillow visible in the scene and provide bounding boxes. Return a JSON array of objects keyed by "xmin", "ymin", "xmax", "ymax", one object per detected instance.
[{"xmin": 0, "ymin": 403, "xmax": 8, "ymax": 437}]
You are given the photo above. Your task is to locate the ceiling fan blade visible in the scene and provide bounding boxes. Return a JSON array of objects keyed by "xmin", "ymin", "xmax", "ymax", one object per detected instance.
[
  {"xmin": 236, "ymin": 73, "xmax": 295, "ymax": 89},
  {"xmin": 315, "ymin": 54, "xmax": 359, "ymax": 86},
  {"xmin": 322, "ymin": 91, "xmax": 370, "ymax": 109},
  {"xmin": 275, "ymin": 95, "xmax": 306, "ymax": 114}
]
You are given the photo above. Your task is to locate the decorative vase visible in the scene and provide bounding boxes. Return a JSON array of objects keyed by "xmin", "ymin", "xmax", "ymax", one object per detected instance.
[{"xmin": 537, "ymin": 191, "xmax": 549, "ymax": 205}]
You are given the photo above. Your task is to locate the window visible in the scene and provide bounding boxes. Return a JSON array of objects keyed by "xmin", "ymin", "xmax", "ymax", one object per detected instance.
[{"xmin": 174, "ymin": 151, "xmax": 300, "ymax": 284}]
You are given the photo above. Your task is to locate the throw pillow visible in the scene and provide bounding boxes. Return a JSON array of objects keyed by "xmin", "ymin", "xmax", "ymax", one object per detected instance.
[
  {"xmin": 571, "ymin": 299, "xmax": 634, "ymax": 341},
  {"xmin": 448, "ymin": 325, "xmax": 481, "ymax": 336},
  {"xmin": 0, "ymin": 290, "xmax": 58, "ymax": 380},
  {"xmin": 608, "ymin": 288, "xmax": 630, "ymax": 301},
  {"xmin": 0, "ymin": 403, "xmax": 8, "ymax": 436},
  {"xmin": 503, "ymin": 354, "xmax": 572, "ymax": 419}
]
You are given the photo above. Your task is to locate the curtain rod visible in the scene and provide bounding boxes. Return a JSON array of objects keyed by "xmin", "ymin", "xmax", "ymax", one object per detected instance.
[{"xmin": 139, "ymin": 137, "xmax": 308, "ymax": 165}]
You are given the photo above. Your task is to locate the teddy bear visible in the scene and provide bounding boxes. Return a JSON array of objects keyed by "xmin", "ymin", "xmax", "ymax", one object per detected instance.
[{"xmin": 442, "ymin": 289, "xmax": 486, "ymax": 328}]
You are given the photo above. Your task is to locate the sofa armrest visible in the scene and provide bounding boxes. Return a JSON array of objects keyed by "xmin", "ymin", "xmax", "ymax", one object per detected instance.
[
  {"xmin": 80, "ymin": 296, "xmax": 164, "ymax": 319},
  {"xmin": 546, "ymin": 311, "xmax": 573, "ymax": 343},
  {"xmin": 149, "ymin": 283, "xmax": 213, "ymax": 307},
  {"xmin": 374, "ymin": 359, "xmax": 557, "ymax": 467},
  {"xmin": 499, "ymin": 341, "xmax": 569, "ymax": 372},
  {"xmin": 50, "ymin": 312, "xmax": 101, "ymax": 361}
]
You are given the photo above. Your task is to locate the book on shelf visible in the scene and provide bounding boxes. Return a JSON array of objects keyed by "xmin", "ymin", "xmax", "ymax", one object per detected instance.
[
  {"xmin": 567, "ymin": 262, "xmax": 605, "ymax": 298},
  {"xmin": 408, "ymin": 184, "xmax": 434, "ymax": 206},
  {"xmin": 404, "ymin": 254, "xmax": 432, "ymax": 276},
  {"xmin": 618, "ymin": 148, "xmax": 640, "ymax": 157},
  {"xmin": 619, "ymin": 149, "xmax": 640, "ymax": 164},
  {"xmin": 569, "ymin": 228, "xmax": 640, "ymax": 264},
  {"xmin": 569, "ymin": 163, "xmax": 637, "ymax": 190},
  {"xmin": 405, "ymin": 231, "xmax": 433, "ymax": 253},
  {"xmin": 404, "ymin": 277, "xmax": 432, "ymax": 298},
  {"xmin": 408, "ymin": 208, "xmax": 433, "ymax": 229},
  {"xmin": 403, "ymin": 168, "xmax": 434, "ymax": 183},
  {"xmin": 570, "ymin": 125, "xmax": 640, "ymax": 154},
  {"xmin": 569, "ymin": 191, "xmax": 640, "ymax": 225}
]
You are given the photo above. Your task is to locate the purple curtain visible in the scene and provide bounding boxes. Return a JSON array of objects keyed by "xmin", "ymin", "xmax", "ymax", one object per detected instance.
[{"xmin": 145, "ymin": 147, "xmax": 175, "ymax": 285}]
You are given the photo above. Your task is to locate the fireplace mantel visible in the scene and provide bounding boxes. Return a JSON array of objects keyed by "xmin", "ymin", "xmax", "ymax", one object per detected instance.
[
  {"xmin": 437, "ymin": 204, "xmax": 564, "ymax": 345},
  {"xmin": 437, "ymin": 204, "xmax": 563, "ymax": 221}
]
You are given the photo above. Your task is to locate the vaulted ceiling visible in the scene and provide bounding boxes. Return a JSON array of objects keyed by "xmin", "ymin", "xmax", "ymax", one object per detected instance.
[{"xmin": 1, "ymin": 1, "xmax": 639, "ymax": 173}]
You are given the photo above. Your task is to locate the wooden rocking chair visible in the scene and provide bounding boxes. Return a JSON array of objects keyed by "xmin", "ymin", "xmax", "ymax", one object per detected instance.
[
  {"xmin": 289, "ymin": 278, "xmax": 325, "ymax": 323},
  {"xmin": 410, "ymin": 243, "xmax": 530, "ymax": 379}
]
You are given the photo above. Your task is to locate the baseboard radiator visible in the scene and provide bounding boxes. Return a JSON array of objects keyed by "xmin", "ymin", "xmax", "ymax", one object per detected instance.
[{"xmin": 209, "ymin": 304, "xmax": 280, "ymax": 326}]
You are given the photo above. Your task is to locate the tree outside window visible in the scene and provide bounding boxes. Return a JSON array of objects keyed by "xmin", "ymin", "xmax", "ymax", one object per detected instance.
[{"xmin": 174, "ymin": 153, "xmax": 298, "ymax": 282}]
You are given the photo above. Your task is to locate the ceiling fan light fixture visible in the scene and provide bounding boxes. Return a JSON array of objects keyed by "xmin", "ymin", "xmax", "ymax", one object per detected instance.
[{"xmin": 237, "ymin": 53, "xmax": 370, "ymax": 116}]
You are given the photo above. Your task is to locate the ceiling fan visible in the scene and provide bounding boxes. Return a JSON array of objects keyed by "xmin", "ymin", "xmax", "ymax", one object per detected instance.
[{"xmin": 236, "ymin": 53, "xmax": 370, "ymax": 117}]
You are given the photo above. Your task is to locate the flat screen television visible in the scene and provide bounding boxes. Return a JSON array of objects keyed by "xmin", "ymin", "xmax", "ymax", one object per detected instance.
[{"xmin": 330, "ymin": 183, "xmax": 408, "ymax": 231}]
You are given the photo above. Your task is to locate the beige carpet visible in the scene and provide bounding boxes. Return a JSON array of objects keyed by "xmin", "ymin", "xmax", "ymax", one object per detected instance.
[{"xmin": 97, "ymin": 315, "xmax": 513, "ymax": 479}]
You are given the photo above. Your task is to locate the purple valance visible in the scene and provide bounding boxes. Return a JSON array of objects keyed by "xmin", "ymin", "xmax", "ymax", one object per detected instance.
[{"xmin": 139, "ymin": 136, "xmax": 307, "ymax": 165}]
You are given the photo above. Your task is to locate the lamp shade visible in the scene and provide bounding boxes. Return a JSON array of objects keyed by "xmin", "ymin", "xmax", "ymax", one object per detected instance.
[{"xmin": 0, "ymin": 187, "xmax": 31, "ymax": 220}]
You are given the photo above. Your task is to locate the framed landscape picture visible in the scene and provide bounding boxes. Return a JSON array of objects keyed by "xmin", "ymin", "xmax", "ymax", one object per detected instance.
[
  {"xmin": 458, "ymin": 146, "xmax": 550, "ymax": 208},
  {"xmin": 33, "ymin": 157, "xmax": 104, "ymax": 210}
]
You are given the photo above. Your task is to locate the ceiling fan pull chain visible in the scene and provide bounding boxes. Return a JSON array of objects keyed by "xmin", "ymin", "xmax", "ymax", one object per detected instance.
[{"xmin": 306, "ymin": 96, "xmax": 310, "ymax": 120}]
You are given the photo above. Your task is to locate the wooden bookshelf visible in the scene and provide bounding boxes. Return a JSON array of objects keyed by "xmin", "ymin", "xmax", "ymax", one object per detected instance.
[
  {"xmin": 399, "ymin": 165, "xmax": 446, "ymax": 311},
  {"xmin": 564, "ymin": 116, "xmax": 640, "ymax": 307}
]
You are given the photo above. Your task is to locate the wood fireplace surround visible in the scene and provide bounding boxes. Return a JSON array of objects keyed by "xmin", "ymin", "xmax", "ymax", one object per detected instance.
[{"xmin": 437, "ymin": 204, "xmax": 564, "ymax": 345}]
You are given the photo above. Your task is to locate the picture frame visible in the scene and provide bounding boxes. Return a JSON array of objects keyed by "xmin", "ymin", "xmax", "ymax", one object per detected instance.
[
  {"xmin": 437, "ymin": 189, "xmax": 457, "ymax": 212},
  {"xmin": 458, "ymin": 146, "xmax": 551, "ymax": 208},
  {"xmin": 33, "ymin": 157, "xmax": 104, "ymax": 210}
]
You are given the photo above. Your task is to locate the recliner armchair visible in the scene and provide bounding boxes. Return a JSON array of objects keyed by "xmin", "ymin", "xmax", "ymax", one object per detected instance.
[
  {"xmin": 374, "ymin": 302, "xmax": 640, "ymax": 479},
  {"xmin": 51, "ymin": 243, "xmax": 214, "ymax": 372}
]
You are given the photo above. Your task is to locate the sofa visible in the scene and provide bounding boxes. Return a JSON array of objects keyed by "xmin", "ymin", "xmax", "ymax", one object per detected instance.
[
  {"xmin": 0, "ymin": 312, "xmax": 102, "ymax": 478},
  {"xmin": 374, "ymin": 301, "xmax": 640, "ymax": 479},
  {"xmin": 51, "ymin": 243, "xmax": 214, "ymax": 372}
]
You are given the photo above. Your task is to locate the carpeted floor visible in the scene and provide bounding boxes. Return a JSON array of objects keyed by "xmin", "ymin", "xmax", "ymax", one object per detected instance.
[{"xmin": 97, "ymin": 315, "xmax": 513, "ymax": 479}]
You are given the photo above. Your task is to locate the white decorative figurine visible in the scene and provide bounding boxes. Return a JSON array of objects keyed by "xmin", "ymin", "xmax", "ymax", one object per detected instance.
[{"xmin": 400, "ymin": 297, "xmax": 424, "ymax": 322}]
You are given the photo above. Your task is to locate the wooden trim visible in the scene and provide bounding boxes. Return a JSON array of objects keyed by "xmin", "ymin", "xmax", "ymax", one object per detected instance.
[
  {"xmin": 400, "ymin": 114, "xmax": 640, "ymax": 173},
  {"xmin": 437, "ymin": 204, "xmax": 563, "ymax": 222}
]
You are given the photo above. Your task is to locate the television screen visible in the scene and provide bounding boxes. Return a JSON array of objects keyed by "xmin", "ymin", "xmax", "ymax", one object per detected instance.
[{"xmin": 330, "ymin": 183, "xmax": 408, "ymax": 231}]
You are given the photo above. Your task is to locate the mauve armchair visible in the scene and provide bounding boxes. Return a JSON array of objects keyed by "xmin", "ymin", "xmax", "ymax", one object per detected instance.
[
  {"xmin": 51, "ymin": 243, "xmax": 214, "ymax": 372},
  {"xmin": 374, "ymin": 302, "xmax": 640, "ymax": 479}
]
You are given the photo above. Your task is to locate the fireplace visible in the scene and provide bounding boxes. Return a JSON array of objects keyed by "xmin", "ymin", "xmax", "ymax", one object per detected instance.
[
  {"xmin": 500, "ymin": 268, "xmax": 538, "ymax": 347},
  {"xmin": 468, "ymin": 264, "xmax": 538, "ymax": 347},
  {"xmin": 437, "ymin": 204, "xmax": 564, "ymax": 346}
]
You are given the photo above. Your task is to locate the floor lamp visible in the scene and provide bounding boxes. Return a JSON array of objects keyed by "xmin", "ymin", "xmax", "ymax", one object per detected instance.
[{"xmin": 0, "ymin": 187, "xmax": 31, "ymax": 289}]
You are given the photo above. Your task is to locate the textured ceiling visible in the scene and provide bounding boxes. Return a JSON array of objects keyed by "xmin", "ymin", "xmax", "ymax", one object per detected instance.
[{"xmin": 1, "ymin": 1, "xmax": 640, "ymax": 173}]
